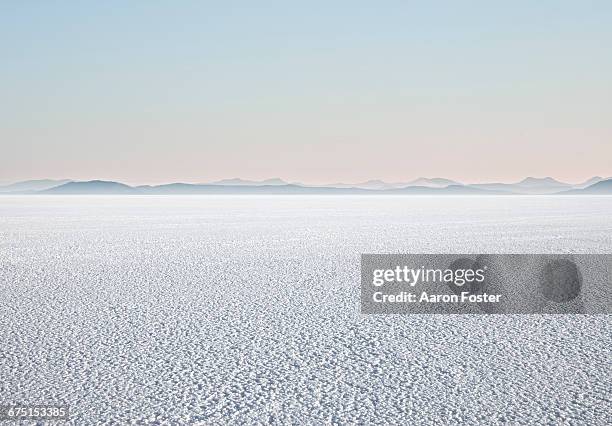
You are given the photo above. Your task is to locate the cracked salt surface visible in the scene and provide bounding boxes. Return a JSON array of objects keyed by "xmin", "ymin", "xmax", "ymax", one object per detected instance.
[{"xmin": 0, "ymin": 196, "xmax": 611, "ymax": 424}]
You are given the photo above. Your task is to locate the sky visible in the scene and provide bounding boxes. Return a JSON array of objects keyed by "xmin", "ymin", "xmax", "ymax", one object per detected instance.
[{"xmin": 1, "ymin": 1, "xmax": 611, "ymax": 185}]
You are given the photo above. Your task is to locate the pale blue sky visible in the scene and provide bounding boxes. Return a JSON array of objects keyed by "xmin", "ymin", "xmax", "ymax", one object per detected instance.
[{"xmin": 1, "ymin": 1, "xmax": 611, "ymax": 184}]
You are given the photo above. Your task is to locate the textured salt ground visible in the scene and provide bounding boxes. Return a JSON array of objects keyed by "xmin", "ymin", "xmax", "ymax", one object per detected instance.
[{"xmin": 0, "ymin": 196, "xmax": 611, "ymax": 425}]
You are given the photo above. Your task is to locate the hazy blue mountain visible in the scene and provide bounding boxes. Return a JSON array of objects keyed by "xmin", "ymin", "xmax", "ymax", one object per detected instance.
[
  {"xmin": 516, "ymin": 177, "xmax": 570, "ymax": 188},
  {"xmin": 513, "ymin": 177, "xmax": 572, "ymax": 193},
  {"xmin": 515, "ymin": 177, "xmax": 555, "ymax": 186},
  {"xmin": 469, "ymin": 177, "xmax": 573, "ymax": 194},
  {"xmin": 42, "ymin": 180, "xmax": 138, "ymax": 194},
  {"xmin": 573, "ymin": 176, "xmax": 604, "ymax": 189},
  {"xmin": 0, "ymin": 179, "xmax": 71, "ymax": 193},
  {"xmin": 561, "ymin": 179, "xmax": 612, "ymax": 195}
]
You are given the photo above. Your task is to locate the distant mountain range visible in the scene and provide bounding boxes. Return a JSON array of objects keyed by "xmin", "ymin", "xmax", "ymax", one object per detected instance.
[
  {"xmin": 314, "ymin": 177, "xmax": 461, "ymax": 190},
  {"xmin": 469, "ymin": 177, "xmax": 575, "ymax": 194},
  {"xmin": 561, "ymin": 179, "xmax": 612, "ymax": 195},
  {"xmin": 43, "ymin": 180, "xmax": 136, "ymax": 194},
  {"xmin": 0, "ymin": 177, "xmax": 610, "ymax": 195},
  {"xmin": 0, "ymin": 179, "xmax": 71, "ymax": 193}
]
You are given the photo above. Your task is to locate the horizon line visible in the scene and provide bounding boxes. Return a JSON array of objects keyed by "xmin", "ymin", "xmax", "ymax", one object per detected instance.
[{"xmin": 1, "ymin": 175, "xmax": 610, "ymax": 187}]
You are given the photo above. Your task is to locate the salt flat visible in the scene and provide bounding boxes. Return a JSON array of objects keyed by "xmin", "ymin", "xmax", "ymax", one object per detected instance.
[{"xmin": 0, "ymin": 196, "xmax": 610, "ymax": 424}]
